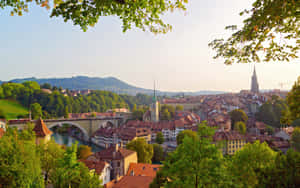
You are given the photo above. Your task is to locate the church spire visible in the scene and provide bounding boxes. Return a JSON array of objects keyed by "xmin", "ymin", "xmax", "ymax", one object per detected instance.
[
  {"xmin": 251, "ymin": 65, "xmax": 259, "ymax": 93},
  {"xmin": 153, "ymin": 80, "xmax": 157, "ymax": 102}
]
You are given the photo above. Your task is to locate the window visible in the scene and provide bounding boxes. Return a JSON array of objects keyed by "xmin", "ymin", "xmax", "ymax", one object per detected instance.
[{"xmin": 117, "ymin": 162, "xmax": 120, "ymax": 167}]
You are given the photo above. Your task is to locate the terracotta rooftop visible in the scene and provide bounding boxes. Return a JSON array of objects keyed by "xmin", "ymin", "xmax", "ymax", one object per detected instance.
[
  {"xmin": 79, "ymin": 160, "xmax": 108, "ymax": 175},
  {"xmin": 33, "ymin": 118, "xmax": 52, "ymax": 137},
  {"xmin": 0, "ymin": 128, "xmax": 5, "ymax": 138},
  {"xmin": 92, "ymin": 146, "xmax": 136, "ymax": 161},
  {"xmin": 213, "ymin": 130, "xmax": 245, "ymax": 141},
  {"xmin": 126, "ymin": 163, "xmax": 160, "ymax": 177},
  {"xmin": 111, "ymin": 176, "xmax": 154, "ymax": 188}
]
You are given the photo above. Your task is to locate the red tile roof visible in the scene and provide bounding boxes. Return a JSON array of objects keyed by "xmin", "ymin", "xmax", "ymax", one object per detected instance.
[
  {"xmin": 213, "ymin": 130, "xmax": 245, "ymax": 141},
  {"xmin": 33, "ymin": 118, "xmax": 52, "ymax": 137},
  {"xmin": 112, "ymin": 176, "xmax": 154, "ymax": 188},
  {"xmin": 91, "ymin": 146, "xmax": 136, "ymax": 161},
  {"xmin": 0, "ymin": 128, "xmax": 5, "ymax": 138},
  {"xmin": 126, "ymin": 163, "xmax": 160, "ymax": 177},
  {"xmin": 79, "ymin": 160, "xmax": 108, "ymax": 175}
]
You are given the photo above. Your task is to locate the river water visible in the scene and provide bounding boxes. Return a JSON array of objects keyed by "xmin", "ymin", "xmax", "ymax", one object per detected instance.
[{"xmin": 52, "ymin": 132, "xmax": 104, "ymax": 153}]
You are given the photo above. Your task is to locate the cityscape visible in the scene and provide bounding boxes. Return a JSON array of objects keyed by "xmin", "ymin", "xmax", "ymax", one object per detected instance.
[{"xmin": 0, "ymin": 0, "xmax": 299, "ymax": 188}]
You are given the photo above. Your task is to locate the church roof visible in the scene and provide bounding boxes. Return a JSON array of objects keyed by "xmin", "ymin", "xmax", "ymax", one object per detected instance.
[{"xmin": 33, "ymin": 118, "xmax": 52, "ymax": 137}]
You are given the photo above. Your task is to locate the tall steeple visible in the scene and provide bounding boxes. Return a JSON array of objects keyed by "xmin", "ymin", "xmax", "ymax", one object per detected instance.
[
  {"xmin": 151, "ymin": 81, "xmax": 159, "ymax": 122},
  {"xmin": 251, "ymin": 65, "xmax": 259, "ymax": 93}
]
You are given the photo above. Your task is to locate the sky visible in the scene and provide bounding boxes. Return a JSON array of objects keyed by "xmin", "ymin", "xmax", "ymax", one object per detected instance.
[{"xmin": 0, "ymin": 0, "xmax": 299, "ymax": 93}]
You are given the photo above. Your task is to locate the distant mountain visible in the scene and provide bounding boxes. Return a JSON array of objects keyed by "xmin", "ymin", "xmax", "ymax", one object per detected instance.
[{"xmin": 2, "ymin": 76, "xmax": 226, "ymax": 96}]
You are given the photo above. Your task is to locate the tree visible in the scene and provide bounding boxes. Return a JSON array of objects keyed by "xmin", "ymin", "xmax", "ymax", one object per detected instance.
[
  {"xmin": 64, "ymin": 106, "xmax": 69, "ymax": 118},
  {"xmin": 291, "ymin": 119, "xmax": 300, "ymax": 127},
  {"xmin": 0, "ymin": 109, "xmax": 6, "ymax": 119},
  {"xmin": 0, "ymin": 127, "xmax": 44, "ymax": 188},
  {"xmin": 126, "ymin": 138, "xmax": 153, "ymax": 164},
  {"xmin": 265, "ymin": 125, "xmax": 275, "ymax": 135},
  {"xmin": 209, "ymin": 0, "xmax": 299, "ymax": 64},
  {"xmin": 229, "ymin": 109, "xmax": 248, "ymax": 129},
  {"xmin": 38, "ymin": 139, "xmax": 65, "ymax": 184},
  {"xmin": 50, "ymin": 143, "xmax": 101, "ymax": 188},
  {"xmin": 41, "ymin": 83, "xmax": 52, "ymax": 90},
  {"xmin": 229, "ymin": 141, "xmax": 276, "ymax": 187},
  {"xmin": 161, "ymin": 123, "xmax": 232, "ymax": 187},
  {"xmin": 176, "ymin": 129, "xmax": 197, "ymax": 145},
  {"xmin": 31, "ymin": 103, "xmax": 42, "ymax": 120},
  {"xmin": 256, "ymin": 96, "xmax": 289, "ymax": 128},
  {"xmin": 2, "ymin": 0, "xmax": 188, "ymax": 33},
  {"xmin": 155, "ymin": 132, "xmax": 164, "ymax": 144},
  {"xmin": 287, "ymin": 77, "xmax": 300, "ymax": 121},
  {"xmin": 160, "ymin": 108, "xmax": 171, "ymax": 121},
  {"xmin": 175, "ymin": 105, "xmax": 184, "ymax": 111},
  {"xmin": 234, "ymin": 121, "xmax": 246, "ymax": 134},
  {"xmin": 152, "ymin": 143, "xmax": 164, "ymax": 163},
  {"xmin": 77, "ymin": 145, "xmax": 93, "ymax": 160},
  {"xmin": 291, "ymin": 127, "xmax": 300, "ymax": 152}
]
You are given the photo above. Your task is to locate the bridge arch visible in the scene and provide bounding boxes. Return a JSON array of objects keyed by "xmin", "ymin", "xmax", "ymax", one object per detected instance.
[{"xmin": 48, "ymin": 121, "xmax": 89, "ymax": 141}]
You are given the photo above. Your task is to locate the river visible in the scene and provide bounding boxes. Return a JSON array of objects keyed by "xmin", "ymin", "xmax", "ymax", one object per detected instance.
[{"xmin": 52, "ymin": 132, "xmax": 104, "ymax": 153}]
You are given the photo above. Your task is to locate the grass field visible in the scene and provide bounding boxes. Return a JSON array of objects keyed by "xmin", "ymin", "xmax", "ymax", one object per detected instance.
[{"xmin": 0, "ymin": 99, "xmax": 29, "ymax": 119}]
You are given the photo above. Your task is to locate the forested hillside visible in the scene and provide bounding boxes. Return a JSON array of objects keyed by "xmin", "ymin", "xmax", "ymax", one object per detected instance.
[{"xmin": 0, "ymin": 81, "xmax": 151, "ymax": 119}]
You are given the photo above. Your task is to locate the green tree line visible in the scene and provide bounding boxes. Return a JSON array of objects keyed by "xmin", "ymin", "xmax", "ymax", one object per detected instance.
[{"xmin": 0, "ymin": 81, "xmax": 152, "ymax": 119}]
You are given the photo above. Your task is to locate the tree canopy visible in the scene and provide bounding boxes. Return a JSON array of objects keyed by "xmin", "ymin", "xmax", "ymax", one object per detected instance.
[
  {"xmin": 209, "ymin": 0, "xmax": 299, "ymax": 64},
  {"xmin": 287, "ymin": 76, "xmax": 300, "ymax": 121},
  {"xmin": 229, "ymin": 109, "xmax": 248, "ymax": 129},
  {"xmin": 1, "ymin": 0, "xmax": 189, "ymax": 33},
  {"xmin": 126, "ymin": 137, "xmax": 153, "ymax": 164}
]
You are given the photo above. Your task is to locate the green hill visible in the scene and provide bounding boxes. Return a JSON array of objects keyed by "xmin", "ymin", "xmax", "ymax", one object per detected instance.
[{"xmin": 0, "ymin": 100, "xmax": 28, "ymax": 119}]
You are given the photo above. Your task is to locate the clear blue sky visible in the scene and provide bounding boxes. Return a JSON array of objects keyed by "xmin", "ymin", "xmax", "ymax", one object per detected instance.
[{"xmin": 0, "ymin": 0, "xmax": 299, "ymax": 92}]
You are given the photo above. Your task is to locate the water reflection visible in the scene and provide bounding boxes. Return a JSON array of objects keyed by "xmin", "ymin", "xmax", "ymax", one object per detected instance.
[{"xmin": 52, "ymin": 132, "xmax": 103, "ymax": 153}]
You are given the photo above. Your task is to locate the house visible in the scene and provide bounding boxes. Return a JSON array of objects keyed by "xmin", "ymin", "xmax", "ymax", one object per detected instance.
[
  {"xmin": 106, "ymin": 176, "xmax": 154, "ymax": 188},
  {"xmin": 0, "ymin": 119, "xmax": 6, "ymax": 130},
  {"xmin": 213, "ymin": 130, "xmax": 246, "ymax": 155},
  {"xmin": 92, "ymin": 127, "xmax": 151, "ymax": 148},
  {"xmin": 80, "ymin": 160, "xmax": 111, "ymax": 185},
  {"xmin": 87, "ymin": 144, "xmax": 137, "ymax": 180},
  {"xmin": 33, "ymin": 118, "xmax": 52, "ymax": 144},
  {"xmin": 126, "ymin": 163, "xmax": 160, "ymax": 177},
  {"xmin": 274, "ymin": 130, "xmax": 291, "ymax": 141},
  {"xmin": 105, "ymin": 163, "xmax": 160, "ymax": 188}
]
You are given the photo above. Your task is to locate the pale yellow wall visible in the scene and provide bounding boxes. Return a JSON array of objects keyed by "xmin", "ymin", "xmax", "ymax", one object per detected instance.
[{"xmin": 123, "ymin": 152, "xmax": 138, "ymax": 175}]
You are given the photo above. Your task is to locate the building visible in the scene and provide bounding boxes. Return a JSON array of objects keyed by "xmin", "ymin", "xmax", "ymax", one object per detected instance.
[
  {"xmin": 0, "ymin": 119, "xmax": 6, "ymax": 131},
  {"xmin": 87, "ymin": 144, "xmax": 137, "ymax": 180},
  {"xmin": 213, "ymin": 130, "xmax": 246, "ymax": 155},
  {"xmin": 0, "ymin": 128, "xmax": 5, "ymax": 138},
  {"xmin": 105, "ymin": 163, "xmax": 160, "ymax": 188},
  {"xmin": 92, "ymin": 127, "xmax": 151, "ymax": 148},
  {"xmin": 106, "ymin": 176, "xmax": 154, "ymax": 188},
  {"xmin": 80, "ymin": 160, "xmax": 111, "ymax": 185},
  {"xmin": 126, "ymin": 163, "xmax": 160, "ymax": 177},
  {"xmin": 251, "ymin": 66, "xmax": 259, "ymax": 93},
  {"xmin": 33, "ymin": 118, "xmax": 52, "ymax": 144}
]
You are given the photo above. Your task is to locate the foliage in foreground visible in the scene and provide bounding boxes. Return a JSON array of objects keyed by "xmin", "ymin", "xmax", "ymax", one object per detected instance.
[
  {"xmin": 0, "ymin": 126, "xmax": 102, "ymax": 188},
  {"xmin": 0, "ymin": 0, "xmax": 188, "ymax": 33},
  {"xmin": 151, "ymin": 122, "xmax": 300, "ymax": 188},
  {"xmin": 209, "ymin": 0, "xmax": 299, "ymax": 64}
]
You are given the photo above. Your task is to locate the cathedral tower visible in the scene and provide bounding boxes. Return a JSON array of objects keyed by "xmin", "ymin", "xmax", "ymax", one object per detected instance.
[{"xmin": 251, "ymin": 66, "xmax": 259, "ymax": 93}]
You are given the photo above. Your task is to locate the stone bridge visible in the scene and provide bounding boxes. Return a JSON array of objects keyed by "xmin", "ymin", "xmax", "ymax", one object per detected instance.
[{"xmin": 8, "ymin": 117, "xmax": 123, "ymax": 141}]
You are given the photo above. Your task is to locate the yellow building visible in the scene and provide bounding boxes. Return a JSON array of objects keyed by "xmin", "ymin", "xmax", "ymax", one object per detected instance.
[{"xmin": 213, "ymin": 130, "xmax": 246, "ymax": 155}]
